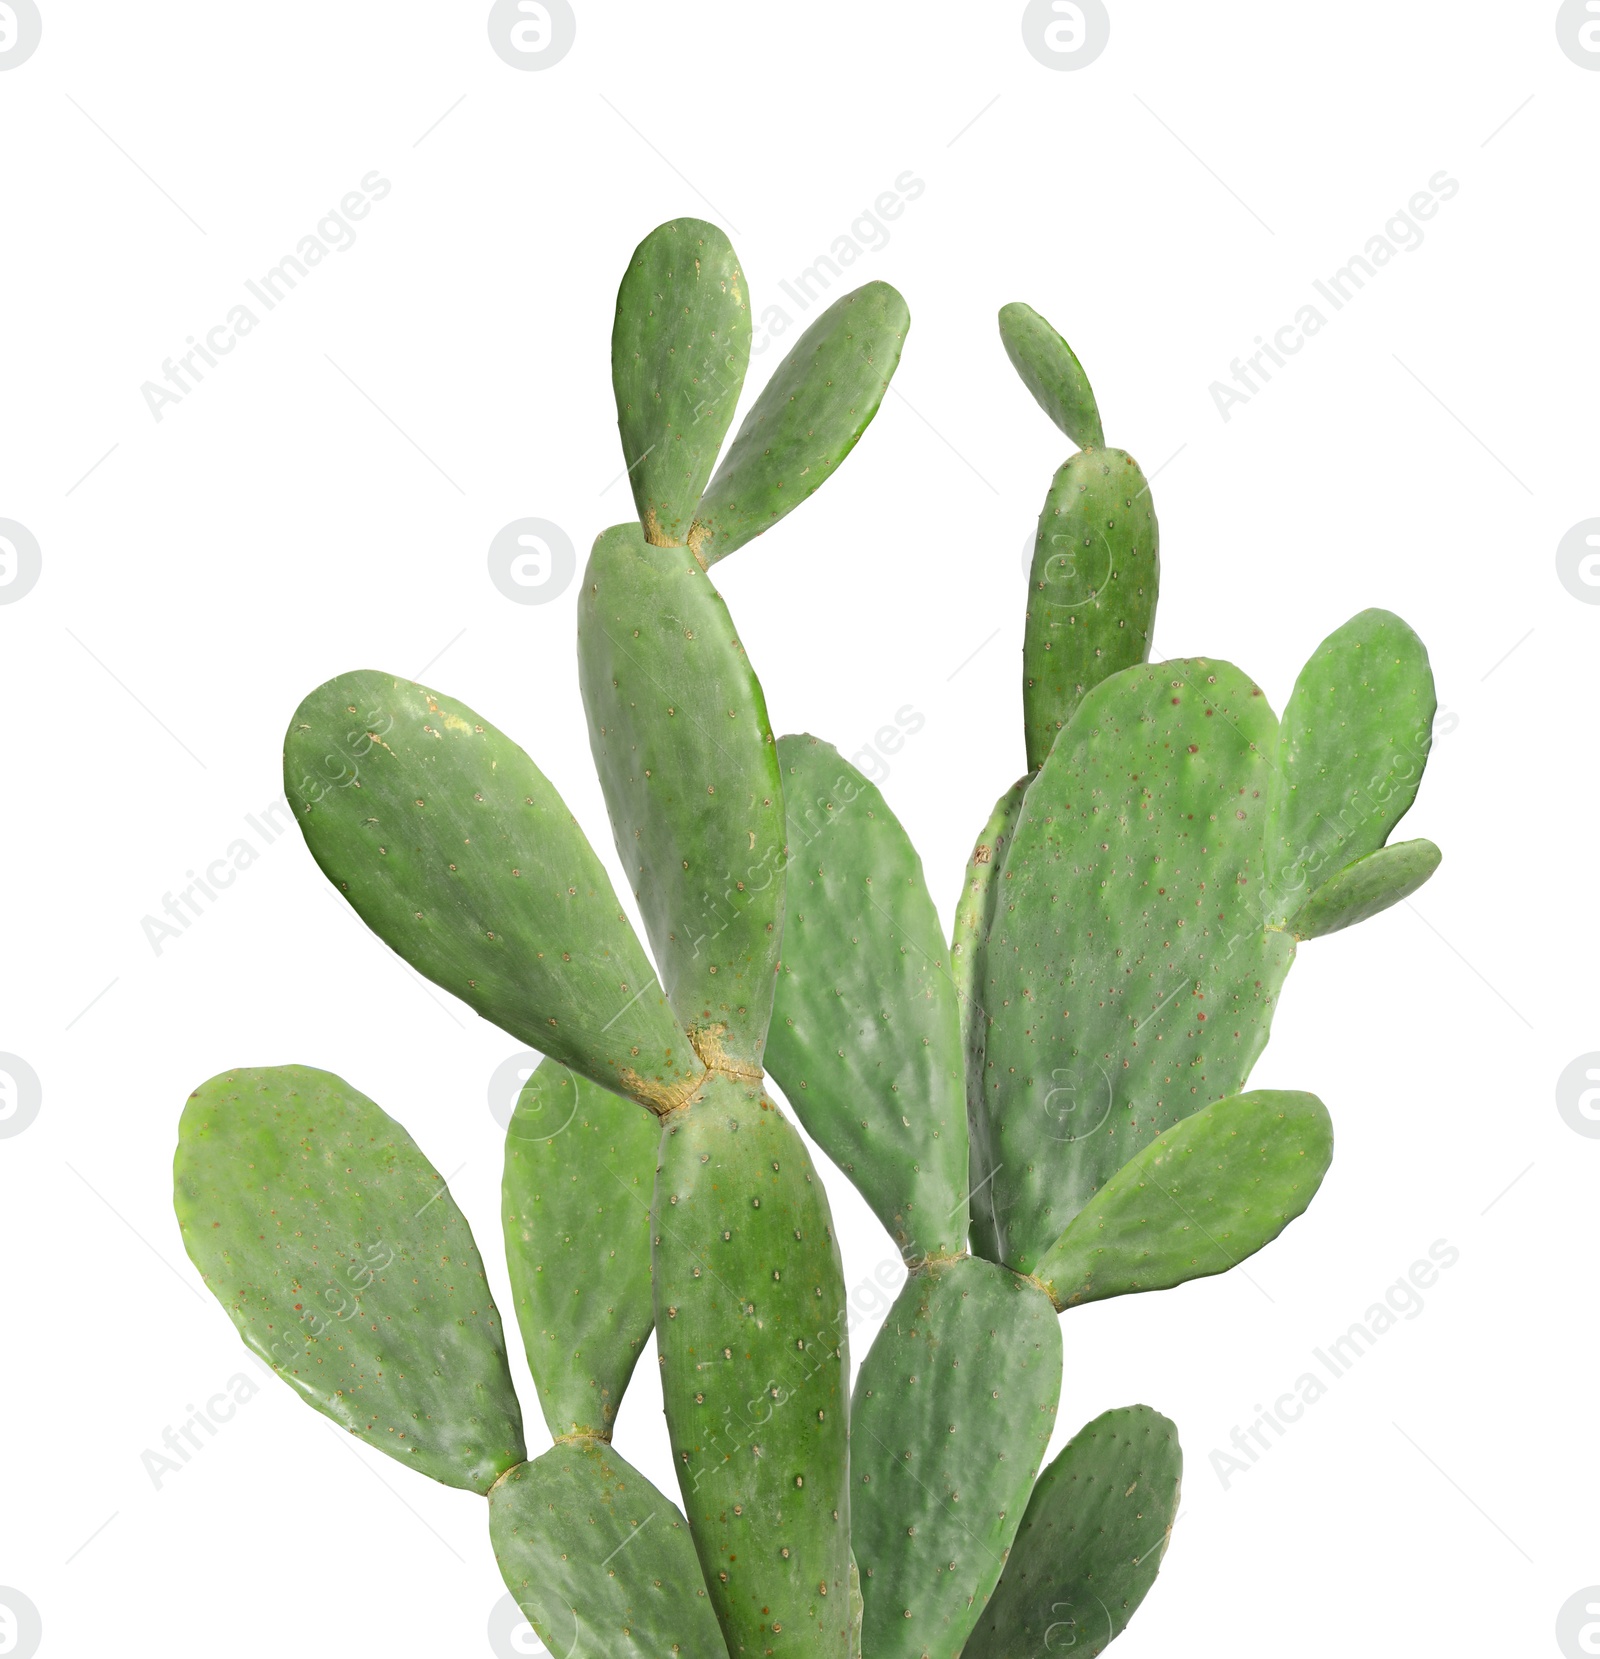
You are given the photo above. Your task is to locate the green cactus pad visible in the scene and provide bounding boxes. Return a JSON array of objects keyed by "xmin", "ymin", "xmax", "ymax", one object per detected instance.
[
  {"xmin": 174, "ymin": 1065, "xmax": 524, "ymax": 1493},
  {"xmin": 851, "ymin": 1255, "xmax": 1061, "ymax": 1659},
  {"xmin": 1023, "ymin": 448, "xmax": 1159, "ymax": 774},
  {"xmin": 284, "ymin": 670, "xmax": 696, "ymax": 1112},
  {"xmin": 952, "ymin": 778, "xmax": 1029, "ymax": 1262},
  {"xmin": 848, "ymin": 1556, "xmax": 864, "ymax": 1657},
  {"xmin": 966, "ymin": 1405, "xmax": 1181, "ymax": 1659},
  {"xmin": 1266, "ymin": 608, "xmax": 1436, "ymax": 924},
  {"xmin": 765, "ymin": 734, "xmax": 968, "ymax": 1261},
  {"xmin": 1284, "ymin": 837, "xmax": 1442, "ymax": 940},
  {"xmin": 1032, "ymin": 1089, "xmax": 1333, "ymax": 1309},
  {"xmin": 612, "ymin": 218, "xmax": 751, "ymax": 547},
  {"xmin": 653, "ymin": 1073, "xmax": 854, "ymax": 1658},
  {"xmin": 578, "ymin": 525, "xmax": 785, "ymax": 1067},
  {"xmin": 952, "ymin": 777, "xmax": 1029, "ymax": 1057},
  {"xmin": 970, "ymin": 658, "xmax": 1295, "ymax": 1272},
  {"xmin": 688, "ymin": 281, "xmax": 910, "ymax": 566},
  {"xmin": 998, "ymin": 301, "xmax": 1104, "ymax": 449},
  {"xmin": 490, "ymin": 1440, "xmax": 729, "ymax": 1658},
  {"xmin": 502, "ymin": 1058, "xmax": 659, "ymax": 1441}
]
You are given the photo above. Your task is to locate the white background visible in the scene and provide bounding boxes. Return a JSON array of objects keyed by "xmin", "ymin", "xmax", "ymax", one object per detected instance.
[{"xmin": 1, "ymin": 4, "xmax": 1594, "ymax": 1655}]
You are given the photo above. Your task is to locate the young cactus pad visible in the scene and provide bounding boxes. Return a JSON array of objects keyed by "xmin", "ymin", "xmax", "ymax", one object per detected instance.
[
  {"xmin": 850, "ymin": 1256, "xmax": 1062, "ymax": 1658},
  {"xmin": 965, "ymin": 1406, "xmax": 1183, "ymax": 1658},
  {"xmin": 1031, "ymin": 1089, "xmax": 1335, "ymax": 1309},
  {"xmin": 171, "ymin": 242, "xmax": 1439, "ymax": 1659},
  {"xmin": 613, "ymin": 218, "xmax": 751, "ymax": 549},
  {"xmin": 490, "ymin": 1441, "xmax": 730, "ymax": 1656},
  {"xmin": 174, "ymin": 1065, "xmax": 524, "ymax": 1492},
  {"xmin": 283, "ymin": 669, "xmax": 697, "ymax": 1108},
  {"xmin": 998, "ymin": 299, "xmax": 1105, "ymax": 449},
  {"xmin": 765, "ymin": 734, "xmax": 969, "ymax": 1262},
  {"xmin": 577, "ymin": 523, "xmax": 785, "ymax": 1065},
  {"xmin": 688, "ymin": 282, "xmax": 911, "ymax": 566},
  {"xmin": 1265, "ymin": 606, "xmax": 1438, "ymax": 929},
  {"xmin": 501, "ymin": 1058, "xmax": 658, "ymax": 1441},
  {"xmin": 1023, "ymin": 446, "xmax": 1159, "ymax": 773}
]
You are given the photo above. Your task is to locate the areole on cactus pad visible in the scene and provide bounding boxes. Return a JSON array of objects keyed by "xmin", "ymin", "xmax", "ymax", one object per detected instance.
[{"xmin": 172, "ymin": 218, "xmax": 1440, "ymax": 1659}]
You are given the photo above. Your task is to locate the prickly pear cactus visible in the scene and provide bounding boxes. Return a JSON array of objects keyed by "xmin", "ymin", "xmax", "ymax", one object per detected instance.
[
  {"xmin": 174, "ymin": 218, "xmax": 905, "ymax": 1659},
  {"xmin": 768, "ymin": 300, "xmax": 1438, "ymax": 1657},
  {"xmin": 171, "ymin": 237, "xmax": 1439, "ymax": 1659}
]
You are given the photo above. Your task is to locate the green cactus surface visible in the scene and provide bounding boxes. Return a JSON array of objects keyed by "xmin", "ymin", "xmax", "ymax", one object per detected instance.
[
  {"xmin": 1023, "ymin": 447, "xmax": 1159, "ymax": 773},
  {"xmin": 951, "ymin": 777, "xmax": 1029, "ymax": 1057},
  {"xmin": 174, "ymin": 1064, "xmax": 524, "ymax": 1493},
  {"xmin": 578, "ymin": 525, "xmax": 785, "ymax": 1068},
  {"xmin": 501, "ymin": 1057, "xmax": 658, "ymax": 1440},
  {"xmin": 1284, "ymin": 836, "xmax": 1442, "ymax": 939},
  {"xmin": 969, "ymin": 657, "xmax": 1293, "ymax": 1271},
  {"xmin": 1032, "ymin": 1089, "xmax": 1334, "ymax": 1308},
  {"xmin": 1266, "ymin": 608, "xmax": 1436, "ymax": 925},
  {"xmin": 612, "ymin": 217, "xmax": 751, "ymax": 548},
  {"xmin": 766, "ymin": 734, "xmax": 968, "ymax": 1261},
  {"xmin": 490, "ymin": 1440, "xmax": 729, "ymax": 1657},
  {"xmin": 689, "ymin": 282, "xmax": 910, "ymax": 566},
  {"xmin": 848, "ymin": 1557, "xmax": 864, "ymax": 1657},
  {"xmin": 172, "ymin": 236, "xmax": 1442, "ymax": 1659},
  {"xmin": 966, "ymin": 1405, "xmax": 1182, "ymax": 1658},
  {"xmin": 652, "ymin": 1072, "xmax": 854, "ymax": 1658},
  {"xmin": 952, "ymin": 776, "xmax": 1028, "ymax": 1264},
  {"xmin": 850, "ymin": 1256, "xmax": 1062, "ymax": 1659},
  {"xmin": 284, "ymin": 669, "xmax": 696, "ymax": 1110},
  {"xmin": 579, "ymin": 496, "xmax": 858, "ymax": 1653},
  {"xmin": 998, "ymin": 301, "xmax": 1105, "ymax": 449}
]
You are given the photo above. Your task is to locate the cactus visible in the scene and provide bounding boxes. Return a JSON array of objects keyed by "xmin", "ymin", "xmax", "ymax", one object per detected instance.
[
  {"xmin": 766, "ymin": 734, "xmax": 969, "ymax": 1261},
  {"xmin": 765, "ymin": 302, "xmax": 1437, "ymax": 1657},
  {"xmin": 175, "ymin": 1065, "xmax": 525, "ymax": 1491},
  {"xmin": 965, "ymin": 1406, "xmax": 1183, "ymax": 1658},
  {"xmin": 172, "ymin": 224, "xmax": 1438, "ymax": 1659}
]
